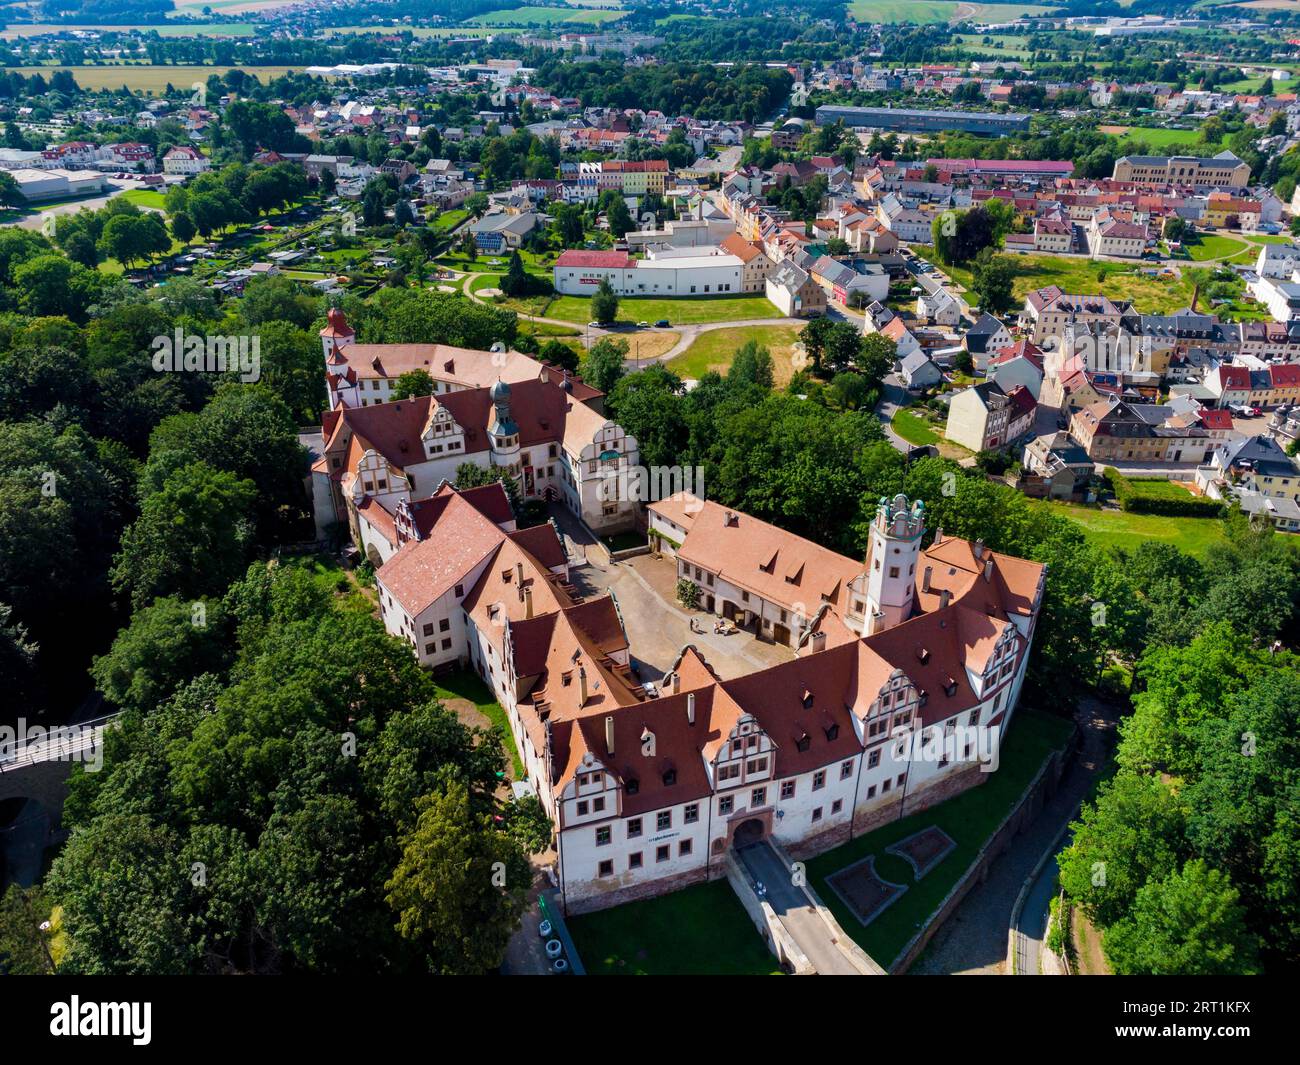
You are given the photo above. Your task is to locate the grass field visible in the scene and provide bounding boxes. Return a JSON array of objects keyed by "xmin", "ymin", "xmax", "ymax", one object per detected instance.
[
  {"xmin": 9, "ymin": 64, "xmax": 303, "ymax": 92},
  {"xmin": 890, "ymin": 408, "xmax": 942, "ymax": 446},
  {"xmin": 1184, "ymin": 233, "xmax": 1249, "ymax": 261},
  {"xmin": 120, "ymin": 188, "xmax": 167, "ymax": 210},
  {"xmin": 432, "ymin": 670, "xmax": 523, "ymax": 778},
  {"xmin": 0, "ymin": 22, "xmax": 257, "ymax": 38},
  {"xmin": 804, "ymin": 709, "xmax": 1074, "ymax": 969},
  {"xmin": 468, "ymin": 6, "xmax": 625, "ymax": 26},
  {"xmin": 667, "ymin": 323, "xmax": 805, "ymax": 385},
  {"xmin": 1106, "ymin": 126, "xmax": 1202, "ymax": 151},
  {"xmin": 847, "ymin": 0, "xmax": 1051, "ymax": 21},
  {"xmin": 323, "ymin": 25, "xmax": 520, "ymax": 37},
  {"xmin": 567, "ymin": 879, "xmax": 784, "ymax": 976},
  {"xmin": 1041, "ymin": 500, "xmax": 1228, "ymax": 558},
  {"xmin": 950, "ymin": 33, "xmax": 1033, "ymax": 58},
  {"xmin": 546, "ymin": 293, "xmax": 779, "ymax": 326},
  {"xmin": 913, "ymin": 247, "xmax": 1197, "ymax": 314}
]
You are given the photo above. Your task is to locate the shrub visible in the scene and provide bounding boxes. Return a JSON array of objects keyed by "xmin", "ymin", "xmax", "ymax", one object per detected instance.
[
  {"xmin": 676, "ymin": 578, "xmax": 700, "ymax": 610},
  {"xmin": 1104, "ymin": 467, "xmax": 1225, "ymax": 517}
]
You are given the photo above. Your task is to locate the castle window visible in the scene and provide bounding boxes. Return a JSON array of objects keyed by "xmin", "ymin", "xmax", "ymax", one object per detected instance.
[
  {"xmin": 627, "ymin": 817, "xmax": 642, "ymax": 837},
  {"xmin": 598, "ymin": 860, "xmax": 614, "ymax": 877}
]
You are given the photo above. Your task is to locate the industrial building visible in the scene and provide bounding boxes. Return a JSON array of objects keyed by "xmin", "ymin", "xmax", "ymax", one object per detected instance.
[{"xmin": 814, "ymin": 106, "xmax": 1031, "ymax": 137}]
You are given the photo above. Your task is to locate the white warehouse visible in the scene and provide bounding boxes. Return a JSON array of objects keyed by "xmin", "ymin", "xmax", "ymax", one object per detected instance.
[{"xmin": 553, "ymin": 246, "xmax": 746, "ymax": 297}]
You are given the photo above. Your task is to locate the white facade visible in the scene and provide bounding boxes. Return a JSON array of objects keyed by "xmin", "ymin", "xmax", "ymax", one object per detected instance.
[{"xmin": 553, "ymin": 248, "xmax": 747, "ymax": 297}]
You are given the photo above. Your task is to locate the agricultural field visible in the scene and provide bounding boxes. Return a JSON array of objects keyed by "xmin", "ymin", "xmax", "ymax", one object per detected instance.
[
  {"xmin": 467, "ymin": 5, "xmax": 626, "ymax": 26},
  {"xmin": 847, "ymin": 1, "xmax": 1052, "ymax": 22},
  {"xmin": 322, "ymin": 25, "xmax": 518, "ymax": 37},
  {"xmin": 666, "ymin": 323, "xmax": 806, "ymax": 385},
  {"xmin": 0, "ymin": 22, "xmax": 257, "ymax": 38},
  {"xmin": 8, "ymin": 64, "xmax": 304, "ymax": 92}
]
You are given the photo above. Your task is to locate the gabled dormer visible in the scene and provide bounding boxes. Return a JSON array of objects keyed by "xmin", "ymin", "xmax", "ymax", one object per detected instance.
[
  {"xmin": 858, "ymin": 668, "xmax": 920, "ymax": 744},
  {"xmin": 712, "ymin": 714, "xmax": 773, "ymax": 789},
  {"xmin": 421, "ymin": 401, "xmax": 466, "ymax": 459},
  {"xmin": 350, "ymin": 449, "xmax": 410, "ymax": 504}
]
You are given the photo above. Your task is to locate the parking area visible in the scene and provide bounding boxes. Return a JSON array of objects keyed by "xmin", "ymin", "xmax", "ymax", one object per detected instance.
[{"xmin": 571, "ymin": 551, "xmax": 794, "ymax": 684}]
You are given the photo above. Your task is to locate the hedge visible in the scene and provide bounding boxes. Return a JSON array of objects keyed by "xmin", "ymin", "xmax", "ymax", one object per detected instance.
[{"xmin": 1104, "ymin": 467, "xmax": 1225, "ymax": 517}]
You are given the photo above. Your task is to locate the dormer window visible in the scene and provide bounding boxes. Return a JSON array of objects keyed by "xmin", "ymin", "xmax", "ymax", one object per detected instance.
[
  {"xmin": 662, "ymin": 768, "xmax": 676, "ymax": 787},
  {"xmin": 943, "ymin": 677, "xmax": 958, "ymax": 697},
  {"xmin": 801, "ymin": 689, "xmax": 814, "ymax": 709},
  {"xmin": 824, "ymin": 723, "xmax": 839, "ymax": 742},
  {"xmin": 794, "ymin": 731, "xmax": 811, "ymax": 753},
  {"xmin": 625, "ymin": 778, "xmax": 639, "ymax": 795}
]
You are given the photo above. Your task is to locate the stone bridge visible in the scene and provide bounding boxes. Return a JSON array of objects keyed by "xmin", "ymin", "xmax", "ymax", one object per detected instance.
[{"xmin": 0, "ymin": 716, "xmax": 118, "ymax": 813}]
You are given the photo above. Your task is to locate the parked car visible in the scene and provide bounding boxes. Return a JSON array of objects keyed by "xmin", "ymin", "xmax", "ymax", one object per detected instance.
[
  {"xmin": 655, "ymin": 319, "xmax": 670, "ymax": 328},
  {"xmin": 637, "ymin": 321, "xmax": 649, "ymax": 328}
]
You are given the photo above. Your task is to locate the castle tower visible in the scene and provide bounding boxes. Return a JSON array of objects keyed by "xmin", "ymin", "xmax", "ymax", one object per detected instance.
[
  {"xmin": 864, "ymin": 493, "xmax": 925, "ymax": 635},
  {"xmin": 319, "ymin": 305, "xmax": 355, "ymax": 366},
  {"xmin": 488, "ymin": 378, "xmax": 521, "ymax": 473}
]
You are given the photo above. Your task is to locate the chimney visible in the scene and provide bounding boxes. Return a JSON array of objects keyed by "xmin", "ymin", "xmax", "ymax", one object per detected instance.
[
  {"xmin": 603, "ymin": 712, "xmax": 613, "ymax": 755},
  {"xmin": 934, "ymin": 526, "xmax": 944, "ymax": 544},
  {"xmin": 671, "ymin": 670, "xmax": 680, "ymax": 695},
  {"xmin": 686, "ymin": 692, "xmax": 696, "ymax": 725},
  {"xmin": 983, "ymin": 557, "xmax": 994, "ymax": 582},
  {"xmin": 524, "ymin": 584, "xmax": 533, "ymax": 618},
  {"xmin": 811, "ymin": 629, "xmax": 827, "ymax": 653},
  {"xmin": 579, "ymin": 666, "xmax": 589, "ymax": 708},
  {"xmin": 973, "ymin": 539, "xmax": 985, "ymax": 560},
  {"xmin": 515, "ymin": 561, "xmax": 524, "ymax": 586},
  {"xmin": 922, "ymin": 565, "xmax": 932, "ymax": 593},
  {"xmin": 940, "ymin": 588, "xmax": 951, "ymax": 610}
]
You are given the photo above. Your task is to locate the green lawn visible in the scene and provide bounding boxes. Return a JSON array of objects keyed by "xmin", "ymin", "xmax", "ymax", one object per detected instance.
[
  {"xmin": 891, "ymin": 409, "xmax": 941, "ymax": 446},
  {"xmin": 1113, "ymin": 126, "xmax": 1201, "ymax": 151},
  {"xmin": 433, "ymin": 670, "xmax": 524, "ymax": 778},
  {"xmin": 547, "ymin": 293, "xmax": 779, "ymax": 326},
  {"xmin": 805, "ymin": 709, "xmax": 1074, "ymax": 969},
  {"xmin": 120, "ymin": 188, "xmax": 167, "ymax": 209},
  {"xmin": 667, "ymin": 323, "xmax": 805, "ymax": 385},
  {"xmin": 1185, "ymin": 234, "xmax": 1249, "ymax": 261},
  {"xmin": 567, "ymin": 879, "xmax": 784, "ymax": 975},
  {"xmin": 913, "ymin": 247, "xmax": 1196, "ymax": 314},
  {"xmin": 430, "ymin": 208, "xmax": 468, "ymax": 234},
  {"xmin": 1040, "ymin": 500, "xmax": 1228, "ymax": 558}
]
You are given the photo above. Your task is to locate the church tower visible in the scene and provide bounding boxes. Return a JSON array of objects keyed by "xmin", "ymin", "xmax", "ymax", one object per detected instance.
[{"xmin": 864, "ymin": 493, "xmax": 925, "ymax": 635}]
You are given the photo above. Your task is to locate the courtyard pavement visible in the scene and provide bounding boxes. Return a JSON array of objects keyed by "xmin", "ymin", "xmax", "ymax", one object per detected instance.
[{"xmin": 575, "ymin": 551, "xmax": 793, "ymax": 683}]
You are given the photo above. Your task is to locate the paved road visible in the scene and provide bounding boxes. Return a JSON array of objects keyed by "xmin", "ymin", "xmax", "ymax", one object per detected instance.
[
  {"xmin": 910, "ymin": 698, "xmax": 1117, "ymax": 975},
  {"xmin": 1014, "ymin": 832, "xmax": 1067, "ymax": 976},
  {"xmin": 737, "ymin": 840, "xmax": 862, "ymax": 975}
]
